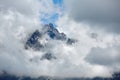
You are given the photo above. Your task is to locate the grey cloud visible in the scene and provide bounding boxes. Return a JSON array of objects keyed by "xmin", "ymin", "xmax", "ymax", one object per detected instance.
[
  {"xmin": 1, "ymin": 0, "xmax": 120, "ymax": 78},
  {"xmin": 64, "ymin": 0, "xmax": 120, "ymax": 33},
  {"xmin": 85, "ymin": 45, "xmax": 120, "ymax": 66},
  {"xmin": 0, "ymin": 0, "xmax": 40, "ymax": 17}
]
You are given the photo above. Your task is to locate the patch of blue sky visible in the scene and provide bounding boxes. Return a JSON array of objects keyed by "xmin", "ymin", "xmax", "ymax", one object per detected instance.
[
  {"xmin": 40, "ymin": 0, "xmax": 64, "ymax": 27},
  {"xmin": 41, "ymin": 13, "xmax": 59, "ymax": 27},
  {"xmin": 53, "ymin": 0, "xmax": 63, "ymax": 6}
]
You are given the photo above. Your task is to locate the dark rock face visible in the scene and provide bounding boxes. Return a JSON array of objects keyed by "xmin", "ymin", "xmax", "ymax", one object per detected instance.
[
  {"xmin": 67, "ymin": 38, "xmax": 76, "ymax": 45},
  {"xmin": 41, "ymin": 53, "xmax": 56, "ymax": 60},
  {"xmin": 24, "ymin": 23, "xmax": 76, "ymax": 61},
  {"xmin": 25, "ymin": 23, "xmax": 76, "ymax": 50},
  {"xmin": 45, "ymin": 23, "xmax": 67, "ymax": 40},
  {"xmin": 25, "ymin": 30, "xmax": 43, "ymax": 50}
]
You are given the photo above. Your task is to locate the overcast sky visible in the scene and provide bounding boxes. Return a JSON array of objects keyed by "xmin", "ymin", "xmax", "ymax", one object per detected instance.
[
  {"xmin": 0, "ymin": 0, "xmax": 120, "ymax": 78},
  {"xmin": 64, "ymin": 0, "xmax": 120, "ymax": 33}
]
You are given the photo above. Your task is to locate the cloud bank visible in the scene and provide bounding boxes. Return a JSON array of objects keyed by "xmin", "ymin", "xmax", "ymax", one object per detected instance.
[
  {"xmin": 0, "ymin": 0, "xmax": 120, "ymax": 79},
  {"xmin": 64, "ymin": 0, "xmax": 120, "ymax": 33}
]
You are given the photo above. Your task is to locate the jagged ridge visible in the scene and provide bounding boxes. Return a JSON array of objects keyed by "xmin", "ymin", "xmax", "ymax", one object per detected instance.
[{"xmin": 25, "ymin": 23, "xmax": 76, "ymax": 60}]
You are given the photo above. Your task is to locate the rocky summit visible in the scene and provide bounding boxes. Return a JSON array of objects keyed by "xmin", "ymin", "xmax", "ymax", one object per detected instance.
[
  {"xmin": 25, "ymin": 23, "xmax": 76, "ymax": 51},
  {"xmin": 24, "ymin": 23, "xmax": 76, "ymax": 60}
]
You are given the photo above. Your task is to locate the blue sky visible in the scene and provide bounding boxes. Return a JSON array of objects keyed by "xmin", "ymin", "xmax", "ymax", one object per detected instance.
[
  {"xmin": 41, "ymin": 0, "xmax": 63, "ymax": 26},
  {"xmin": 53, "ymin": 0, "xmax": 63, "ymax": 6}
]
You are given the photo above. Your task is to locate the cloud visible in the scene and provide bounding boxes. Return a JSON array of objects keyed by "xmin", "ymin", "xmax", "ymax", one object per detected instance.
[
  {"xmin": 56, "ymin": 14, "xmax": 120, "ymax": 77},
  {"xmin": 0, "ymin": 0, "xmax": 120, "ymax": 78},
  {"xmin": 64, "ymin": 0, "xmax": 120, "ymax": 33},
  {"xmin": 0, "ymin": 0, "xmax": 40, "ymax": 17},
  {"xmin": 0, "ymin": 0, "xmax": 59, "ymax": 78},
  {"xmin": 85, "ymin": 45, "xmax": 120, "ymax": 66}
]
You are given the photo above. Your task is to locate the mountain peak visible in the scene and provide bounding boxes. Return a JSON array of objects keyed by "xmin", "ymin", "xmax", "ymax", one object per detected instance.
[{"xmin": 25, "ymin": 23, "xmax": 76, "ymax": 51}]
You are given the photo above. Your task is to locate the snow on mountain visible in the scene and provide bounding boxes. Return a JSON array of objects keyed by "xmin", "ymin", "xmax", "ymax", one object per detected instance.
[{"xmin": 25, "ymin": 23, "xmax": 76, "ymax": 60}]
